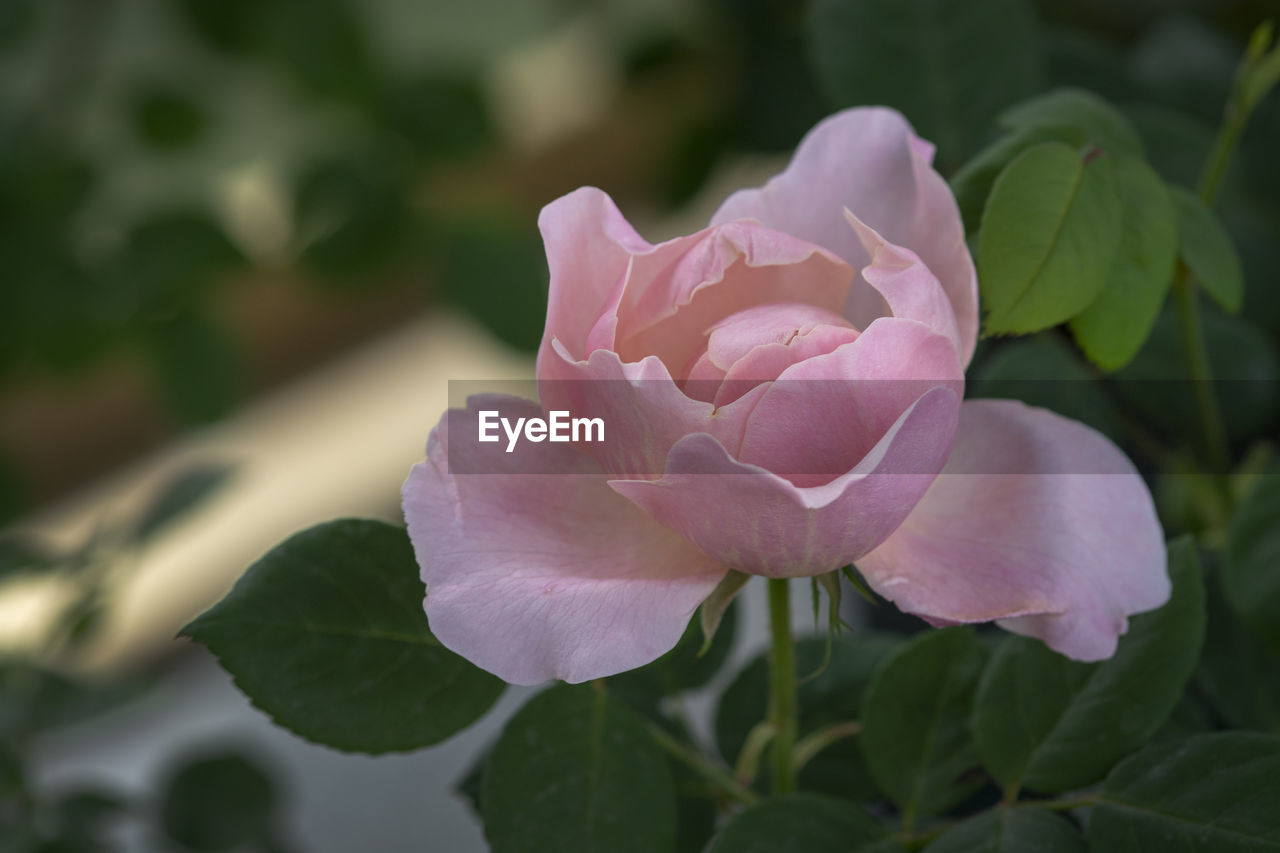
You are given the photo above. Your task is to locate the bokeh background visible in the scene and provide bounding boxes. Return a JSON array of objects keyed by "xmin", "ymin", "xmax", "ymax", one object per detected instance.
[{"xmin": 2, "ymin": 0, "xmax": 1280, "ymax": 850}]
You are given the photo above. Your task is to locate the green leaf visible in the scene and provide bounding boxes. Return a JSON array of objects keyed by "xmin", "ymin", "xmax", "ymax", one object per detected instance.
[
  {"xmin": 1196, "ymin": 562, "xmax": 1280, "ymax": 732},
  {"xmin": 1225, "ymin": 469, "xmax": 1280, "ymax": 655},
  {"xmin": 951, "ymin": 124, "xmax": 1089, "ymax": 233},
  {"xmin": 806, "ymin": 0, "xmax": 1042, "ymax": 169},
  {"xmin": 716, "ymin": 632, "xmax": 901, "ymax": 800},
  {"xmin": 970, "ymin": 538, "xmax": 1204, "ymax": 794},
  {"xmin": 1088, "ymin": 732, "xmax": 1280, "ymax": 851},
  {"xmin": 969, "ymin": 333, "xmax": 1123, "ymax": 442},
  {"xmin": 979, "ymin": 142, "xmax": 1124, "ymax": 334},
  {"xmin": 860, "ymin": 628, "xmax": 988, "ymax": 825},
  {"xmin": 1113, "ymin": 304, "xmax": 1280, "ymax": 445},
  {"xmin": 1069, "ymin": 156, "xmax": 1178, "ymax": 371},
  {"xmin": 182, "ymin": 519, "xmax": 504, "ymax": 753},
  {"xmin": 160, "ymin": 752, "xmax": 277, "ymax": 852},
  {"xmin": 705, "ymin": 794, "xmax": 889, "ymax": 853},
  {"xmin": 1174, "ymin": 188, "xmax": 1244, "ymax": 313},
  {"xmin": 998, "ymin": 88, "xmax": 1145, "ymax": 158},
  {"xmin": 130, "ymin": 463, "xmax": 235, "ymax": 542},
  {"xmin": 923, "ymin": 808, "xmax": 1084, "ymax": 852},
  {"xmin": 482, "ymin": 685, "xmax": 676, "ymax": 853}
]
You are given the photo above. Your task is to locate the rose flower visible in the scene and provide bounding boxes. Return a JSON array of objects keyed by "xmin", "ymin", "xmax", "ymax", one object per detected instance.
[{"xmin": 403, "ymin": 108, "xmax": 1169, "ymax": 685}]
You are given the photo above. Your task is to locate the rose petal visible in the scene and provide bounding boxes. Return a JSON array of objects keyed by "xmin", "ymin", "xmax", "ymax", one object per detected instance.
[
  {"xmin": 695, "ymin": 303, "xmax": 859, "ymax": 405},
  {"xmin": 736, "ymin": 318, "xmax": 964, "ymax": 485},
  {"xmin": 537, "ymin": 187, "xmax": 650, "ymax": 367},
  {"xmin": 855, "ymin": 399, "xmax": 1170, "ymax": 661},
  {"xmin": 402, "ymin": 395, "xmax": 728, "ymax": 685},
  {"xmin": 609, "ymin": 385, "xmax": 960, "ymax": 578},
  {"xmin": 844, "ymin": 212, "xmax": 964, "ymax": 361},
  {"xmin": 539, "ymin": 344, "xmax": 771, "ymax": 479},
  {"xmin": 711, "ymin": 107, "xmax": 978, "ymax": 365},
  {"xmin": 613, "ymin": 221, "xmax": 853, "ymax": 375}
]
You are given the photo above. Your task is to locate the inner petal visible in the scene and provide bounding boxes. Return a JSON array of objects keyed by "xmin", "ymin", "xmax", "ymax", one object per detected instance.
[
  {"xmin": 681, "ymin": 303, "xmax": 860, "ymax": 404},
  {"xmin": 612, "ymin": 222, "xmax": 853, "ymax": 375}
]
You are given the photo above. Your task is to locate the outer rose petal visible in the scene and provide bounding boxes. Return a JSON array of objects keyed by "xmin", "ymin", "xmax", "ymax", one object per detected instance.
[
  {"xmin": 711, "ymin": 107, "xmax": 978, "ymax": 365},
  {"xmin": 537, "ymin": 187, "xmax": 650, "ymax": 365},
  {"xmin": 609, "ymin": 385, "xmax": 960, "ymax": 578},
  {"xmin": 856, "ymin": 399, "xmax": 1170, "ymax": 661},
  {"xmin": 402, "ymin": 395, "xmax": 728, "ymax": 685}
]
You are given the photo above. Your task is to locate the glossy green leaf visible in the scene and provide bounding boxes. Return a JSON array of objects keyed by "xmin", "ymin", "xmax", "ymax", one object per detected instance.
[
  {"xmin": 971, "ymin": 538, "xmax": 1204, "ymax": 794},
  {"xmin": 1225, "ymin": 469, "xmax": 1280, "ymax": 655},
  {"xmin": 807, "ymin": 0, "xmax": 1041, "ymax": 168},
  {"xmin": 860, "ymin": 628, "xmax": 987, "ymax": 825},
  {"xmin": 979, "ymin": 142, "xmax": 1123, "ymax": 334},
  {"xmin": 923, "ymin": 807, "xmax": 1084, "ymax": 853},
  {"xmin": 706, "ymin": 794, "xmax": 889, "ymax": 853},
  {"xmin": 1174, "ymin": 188, "xmax": 1244, "ymax": 313},
  {"xmin": 482, "ymin": 685, "xmax": 676, "ymax": 853},
  {"xmin": 716, "ymin": 632, "xmax": 901, "ymax": 800},
  {"xmin": 1089, "ymin": 733, "xmax": 1280, "ymax": 851},
  {"xmin": 182, "ymin": 519, "xmax": 504, "ymax": 753},
  {"xmin": 1069, "ymin": 155, "xmax": 1178, "ymax": 371},
  {"xmin": 998, "ymin": 88, "xmax": 1145, "ymax": 158}
]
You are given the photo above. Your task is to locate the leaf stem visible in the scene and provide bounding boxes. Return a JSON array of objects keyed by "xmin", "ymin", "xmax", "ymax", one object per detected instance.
[
  {"xmin": 767, "ymin": 578, "xmax": 798, "ymax": 795},
  {"xmin": 792, "ymin": 720, "xmax": 860, "ymax": 775},
  {"xmin": 646, "ymin": 722, "xmax": 760, "ymax": 806},
  {"xmin": 1172, "ymin": 264, "xmax": 1232, "ymax": 485}
]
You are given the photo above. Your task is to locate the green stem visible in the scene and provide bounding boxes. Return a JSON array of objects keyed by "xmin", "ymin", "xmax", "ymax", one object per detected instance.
[
  {"xmin": 1173, "ymin": 29, "xmax": 1276, "ymax": 494},
  {"xmin": 646, "ymin": 722, "xmax": 760, "ymax": 806},
  {"xmin": 1172, "ymin": 264, "xmax": 1232, "ymax": 483},
  {"xmin": 792, "ymin": 720, "xmax": 860, "ymax": 775},
  {"xmin": 767, "ymin": 578, "xmax": 798, "ymax": 795}
]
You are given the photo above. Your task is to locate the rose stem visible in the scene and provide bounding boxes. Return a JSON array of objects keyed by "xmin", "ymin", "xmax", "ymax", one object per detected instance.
[
  {"xmin": 1175, "ymin": 22, "xmax": 1280, "ymax": 503},
  {"xmin": 767, "ymin": 578, "xmax": 798, "ymax": 795}
]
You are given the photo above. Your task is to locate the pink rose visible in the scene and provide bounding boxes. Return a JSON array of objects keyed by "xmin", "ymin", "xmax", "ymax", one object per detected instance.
[{"xmin": 402, "ymin": 108, "xmax": 1169, "ymax": 685}]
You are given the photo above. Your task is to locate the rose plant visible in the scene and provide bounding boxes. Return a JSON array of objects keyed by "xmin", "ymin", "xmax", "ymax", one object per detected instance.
[
  {"xmin": 183, "ymin": 22, "xmax": 1280, "ymax": 852},
  {"xmin": 402, "ymin": 106, "xmax": 1168, "ymax": 686}
]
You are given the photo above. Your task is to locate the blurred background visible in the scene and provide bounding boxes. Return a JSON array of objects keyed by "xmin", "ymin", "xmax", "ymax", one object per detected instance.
[{"xmin": 2, "ymin": 0, "xmax": 1280, "ymax": 850}]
